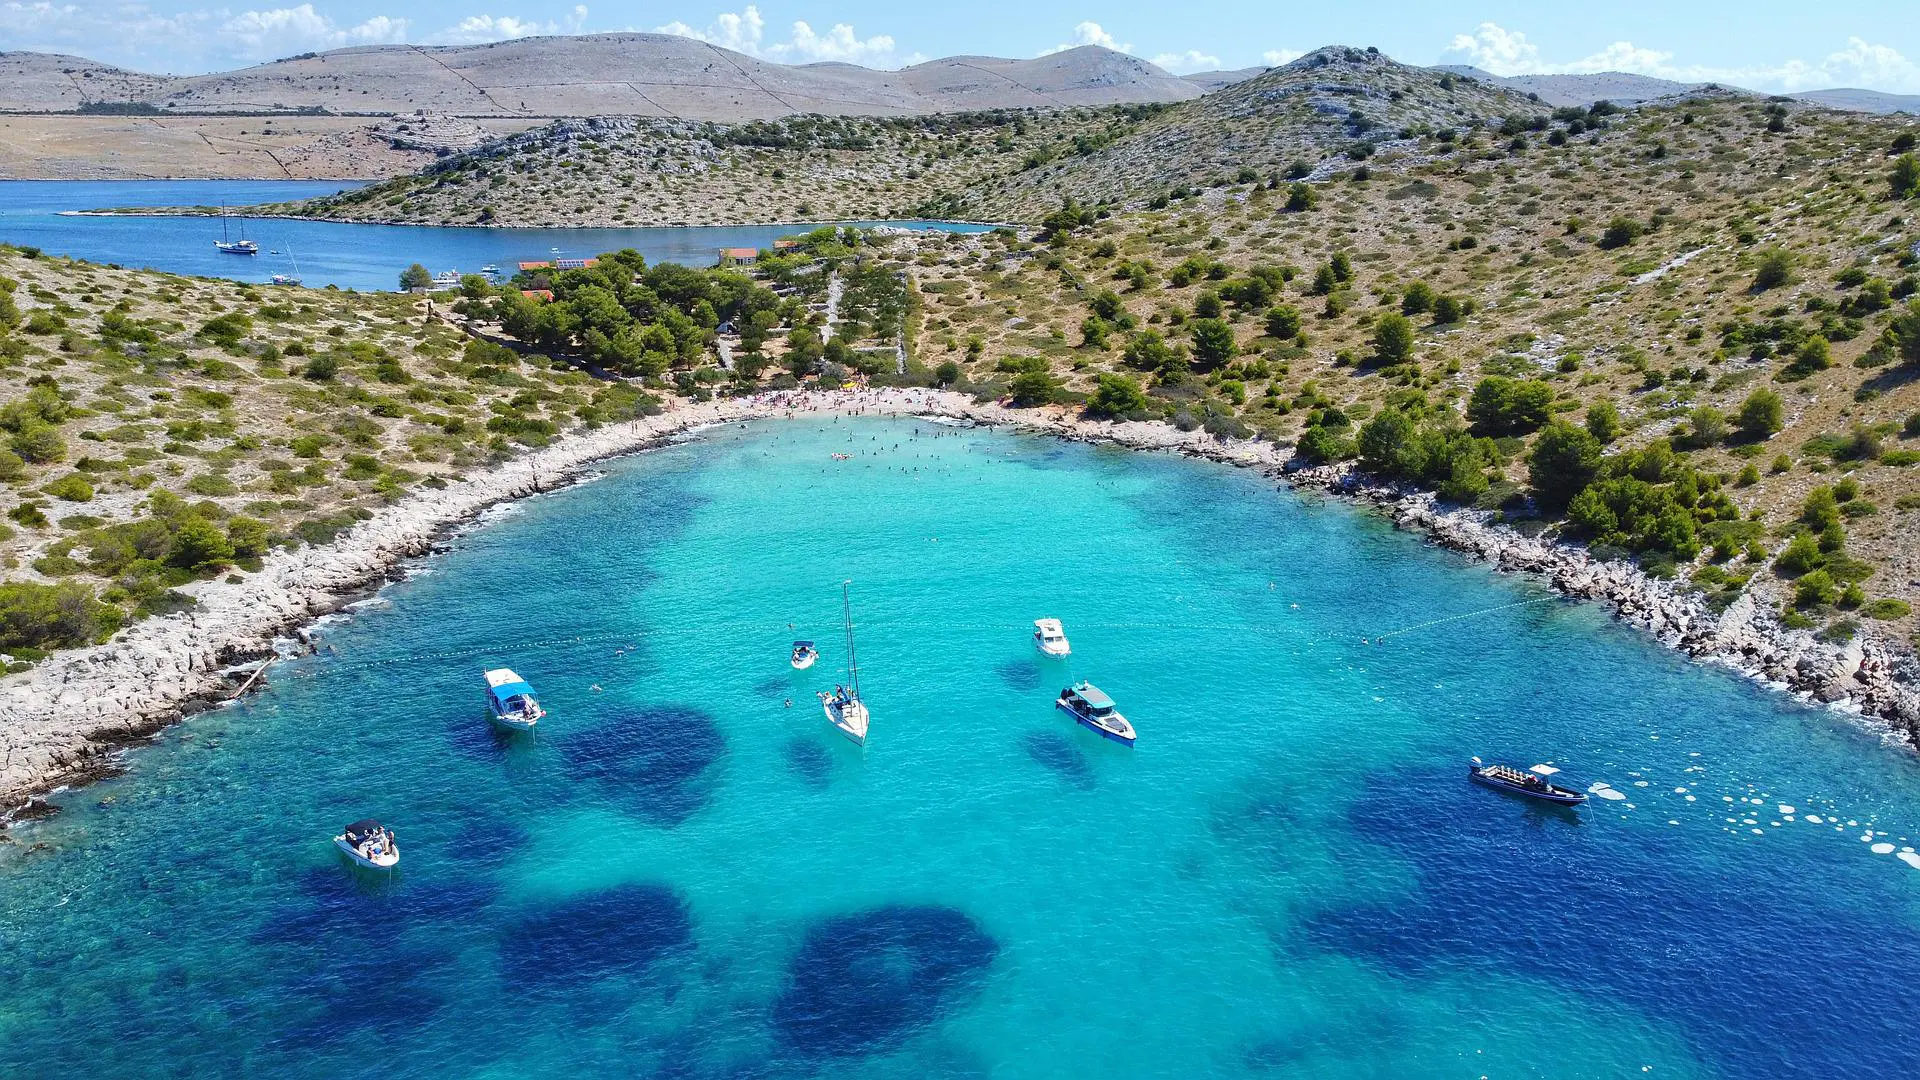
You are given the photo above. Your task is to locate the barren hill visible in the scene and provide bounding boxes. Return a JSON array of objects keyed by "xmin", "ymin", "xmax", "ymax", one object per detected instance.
[
  {"xmin": 936, "ymin": 46, "xmax": 1549, "ymax": 221},
  {"xmin": 0, "ymin": 37, "xmax": 1197, "ymax": 118}
]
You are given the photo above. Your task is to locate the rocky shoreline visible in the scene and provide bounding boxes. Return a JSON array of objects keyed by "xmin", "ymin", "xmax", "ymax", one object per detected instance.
[{"xmin": 4, "ymin": 388, "xmax": 1916, "ymax": 819}]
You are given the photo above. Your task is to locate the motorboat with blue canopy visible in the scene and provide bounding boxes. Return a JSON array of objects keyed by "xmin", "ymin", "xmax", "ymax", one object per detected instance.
[
  {"xmin": 484, "ymin": 668, "xmax": 545, "ymax": 731},
  {"xmin": 1056, "ymin": 680, "xmax": 1135, "ymax": 744},
  {"xmin": 790, "ymin": 640, "xmax": 818, "ymax": 670}
]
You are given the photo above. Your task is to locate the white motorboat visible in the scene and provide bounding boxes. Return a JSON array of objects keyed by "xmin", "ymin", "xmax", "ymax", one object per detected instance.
[
  {"xmin": 818, "ymin": 582, "xmax": 869, "ymax": 745},
  {"xmin": 334, "ymin": 819, "xmax": 399, "ymax": 869},
  {"xmin": 484, "ymin": 667, "xmax": 545, "ymax": 731},
  {"xmin": 1033, "ymin": 618, "xmax": 1071, "ymax": 658},
  {"xmin": 790, "ymin": 640, "xmax": 818, "ymax": 670}
]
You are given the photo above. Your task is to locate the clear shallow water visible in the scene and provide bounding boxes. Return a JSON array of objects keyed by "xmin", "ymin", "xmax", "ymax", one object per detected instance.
[
  {"xmin": 4, "ymin": 418, "xmax": 1920, "ymax": 1078},
  {"xmin": 0, "ymin": 180, "xmax": 990, "ymax": 291}
]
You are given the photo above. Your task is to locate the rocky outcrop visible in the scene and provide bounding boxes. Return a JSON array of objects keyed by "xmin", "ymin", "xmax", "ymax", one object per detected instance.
[{"xmin": 1302, "ymin": 471, "xmax": 1920, "ymax": 746}]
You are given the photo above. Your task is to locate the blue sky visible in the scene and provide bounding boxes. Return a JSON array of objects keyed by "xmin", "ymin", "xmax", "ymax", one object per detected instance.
[{"xmin": 3, "ymin": 2, "xmax": 1917, "ymax": 93}]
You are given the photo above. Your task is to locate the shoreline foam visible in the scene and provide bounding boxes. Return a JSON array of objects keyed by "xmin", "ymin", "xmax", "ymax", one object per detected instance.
[{"xmin": 4, "ymin": 388, "xmax": 1915, "ymax": 818}]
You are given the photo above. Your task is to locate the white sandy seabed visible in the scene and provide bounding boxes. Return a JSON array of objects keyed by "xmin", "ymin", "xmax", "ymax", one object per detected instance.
[{"xmin": 3, "ymin": 388, "xmax": 1917, "ymax": 812}]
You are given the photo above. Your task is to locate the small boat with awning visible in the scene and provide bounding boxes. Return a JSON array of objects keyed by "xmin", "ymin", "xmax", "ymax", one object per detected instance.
[
  {"xmin": 484, "ymin": 668, "xmax": 545, "ymax": 731},
  {"xmin": 334, "ymin": 820, "xmax": 399, "ymax": 869},
  {"xmin": 1056, "ymin": 681, "xmax": 1135, "ymax": 745},
  {"xmin": 1468, "ymin": 758, "xmax": 1587, "ymax": 805},
  {"xmin": 790, "ymin": 640, "xmax": 818, "ymax": 670}
]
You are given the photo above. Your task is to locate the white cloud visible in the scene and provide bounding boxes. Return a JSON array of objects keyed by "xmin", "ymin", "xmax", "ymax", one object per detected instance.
[
  {"xmin": 0, "ymin": 3, "xmax": 413, "ymax": 69},
  {"xmin": 436, "ymin": 5, "xmax": 588, "ymax": 46},
  {"xmin": 221, "ymin": 6, "xmax": 410, "ymax": 57},
  {"xmin": 655, "ymin": 6, "xmax": 899, "ymax": 67},
  {"xmin": 1444, "ymin": 21, "xmax": 1920, "ymax": 94},
  {"xmin": 1042, "ymin": 21, "xmax": 1130, "ymax": 57},
  {"xmin": 1149, "ymin": 50, "xmax": 1222, "ymax": 75},
  {"xmin": 1262, "ymin": 48, "xmax": 1304, "ymax": 67}
]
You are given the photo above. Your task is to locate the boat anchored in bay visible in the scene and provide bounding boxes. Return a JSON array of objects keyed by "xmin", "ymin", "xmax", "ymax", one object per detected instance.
[
  {"xmin": 334, "ymin": 819, "xmax": 399, "ymax": 869},
  {"xmin": 790, "ymin": 640, "xmax": 819, "ymax": 670},
  {"xmin": 1056, "ymin": 680, "xmax": 1135, "ymax": 745},
  {"xmin": 818, "ymin": 581, "xmax": 869, "ymax": 745},
  {"xmin": 484, "ymin": 667, "xmax": 545, "ymax": 731},
  {"xmin": 1033, "ymin": 618, "xmax": 1071, "ymax": 658},
  {"xmin": 1468, "ymin": 758, "xmax": 1587, "ymax": 805}
]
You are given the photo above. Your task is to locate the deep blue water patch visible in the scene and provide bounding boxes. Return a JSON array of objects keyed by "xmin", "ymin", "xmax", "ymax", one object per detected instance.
[
  {"xmin": 1020, "ymin": 731, "xmax": 1094, "ymax": 791},
  {"xmin": 783, "ymin": 737, "xmax": 833, "ymax": 790},
  {"xmin": 1305, "ymin": 762, "xmax": 1920, "ymax": 1077},
  {"xmin": 562, "ymin": 706, "xmax": 726, "ymax": 826},
  {"xmin": 267, "ymin": 937, "xmax": 458, "ymax": 1053},
  {"xmin": 995, "ymin": 659, "xmax": 1041, "ymax": 692},
  {"xmin": 448, "ymin": 818, "xmax": 533, "ymax": 871},
  {"xmin": 501, "ymin": 883, "xmax": 694, "ymax": 993},
  {"xmin": 771, "ymin": 904, "xmax": 999, "ymax": 1059},
  {"xmin": 258, "ymin": 867, "xmax": 498, "ymax": 946}
]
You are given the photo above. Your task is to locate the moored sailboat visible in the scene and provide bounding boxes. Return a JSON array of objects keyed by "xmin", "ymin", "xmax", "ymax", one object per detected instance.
[
  {"xmin": 818, "ymin": 581, "xmax": 869, "ymax": 745},
  {"xmin": 213, "ymin": 208, "xmax": 258, "ymax": 255}
]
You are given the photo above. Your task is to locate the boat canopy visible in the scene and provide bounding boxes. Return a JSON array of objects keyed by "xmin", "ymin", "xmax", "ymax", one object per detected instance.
[
  {"xmin": 792, "ymin": 640, "xmax": 814, "ymax": 649},
  {"xmin": 1071, "ymin": 682, "xmax": 1115, "ymax": 710},
  {"xmin": 1529, "ymin": 764, "xmax": 1561, "ymax": 776},
  {"xmin": 343, "ymin": 819, "xmax": 386, "ymax": 842},
  {"xmin": 489, "ymin": 680, "xmax": 537, "ymax": 704}
]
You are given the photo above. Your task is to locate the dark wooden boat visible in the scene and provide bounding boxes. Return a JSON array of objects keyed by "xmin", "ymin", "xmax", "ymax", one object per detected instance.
[{"xmin": 1468, "ymin": 758, "xmax": 1587, "ymax": 805}]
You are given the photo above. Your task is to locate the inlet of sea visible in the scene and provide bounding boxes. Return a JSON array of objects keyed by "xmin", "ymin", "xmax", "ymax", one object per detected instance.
[
  {"xmin": 4, "ymin": 417, "xmax": 1919, "ymax": 1078},
  {"xmin": 0, "ymin": 179, "xmax": 991, "ymax": 290}
]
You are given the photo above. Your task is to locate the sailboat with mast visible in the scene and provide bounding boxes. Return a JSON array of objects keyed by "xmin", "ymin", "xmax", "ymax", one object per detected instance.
[
  {"xmin": 818, "ymin": 580, "xmax": 869, "ymax": 745},
  {"xmin": 214, "ymin": 207, "xmax": 258, "ymax": 256}
]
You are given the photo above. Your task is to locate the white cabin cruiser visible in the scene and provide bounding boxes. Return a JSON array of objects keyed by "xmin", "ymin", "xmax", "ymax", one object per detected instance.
[
  {"xmin": 1033, "ymin": 618, "xmax": 1071, "ymax": 658},
  {"xmin": 334, "ymin": 820, "xmax": 399, "ymax": 869}
]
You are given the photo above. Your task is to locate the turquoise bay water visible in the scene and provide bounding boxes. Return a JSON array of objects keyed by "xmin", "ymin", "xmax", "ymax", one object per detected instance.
[
  {"xmin": 0, "ymin": 180, "xmax": 991, "ymax": 290},
  {"xmin": 4, "ymin": 418, "xmax": 1920, "ymax": 1078}
]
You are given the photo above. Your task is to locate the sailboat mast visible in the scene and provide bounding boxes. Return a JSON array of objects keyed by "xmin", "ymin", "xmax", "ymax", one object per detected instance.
[{"xmin": 842, "ymin": 580, "xmax": 860, "ymax": 698}]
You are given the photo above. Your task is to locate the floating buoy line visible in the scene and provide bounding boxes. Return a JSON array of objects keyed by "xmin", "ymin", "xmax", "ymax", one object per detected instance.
[{"xmin": 246, "ymin": 596, "xmax": 1568, "ymax": 688}]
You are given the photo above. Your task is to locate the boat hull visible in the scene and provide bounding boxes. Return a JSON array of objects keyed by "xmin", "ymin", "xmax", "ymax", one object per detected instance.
[
  {"xmin": 791, "ymin": 654, "xmax": 817, "ymax": 670},
  {"xmin": 334, "ymin": 837, "xmax": 399, "ymax": 869},
  {"xmin": 1468, "ymin": 768, "xmax": 1587, "ymax": 805},
  {"xmin": 1056, "ymin": 701, "xmax": 1136, "ymax": 745},
  {"xmin": 1034, "ymin": 638, "xmax": 1071, "ymax": 658},
  {"xmin": 823, "ymin": 699, "xmax": 868, "ymax": 745},
  {"xmin": 488, "ymin": 709, "xmax": 539, "ymax": 732}
]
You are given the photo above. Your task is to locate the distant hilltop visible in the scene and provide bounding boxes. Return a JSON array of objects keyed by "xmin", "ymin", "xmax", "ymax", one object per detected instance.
[
  {"xmin": 0, "ymin": 36, "xmax": 1204, "ymax": 120},
  {"xmin": 1433, "ymin": 64, "xmax": 1920, "ymax": 115},
  {"xmin": 1, "ymin": 34, "xmax": 1911, "ymax": 122}
]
